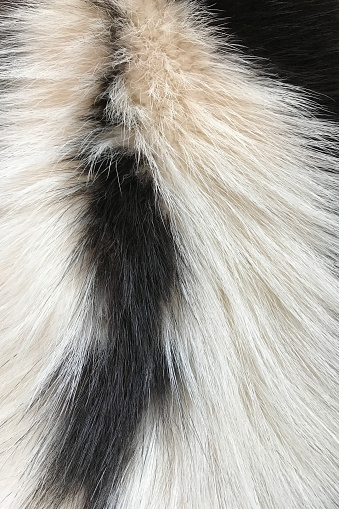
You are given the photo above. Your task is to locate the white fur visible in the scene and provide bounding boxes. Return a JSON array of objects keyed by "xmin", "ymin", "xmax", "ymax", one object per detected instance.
[{"xmin": 0, "ymin": 0, "xmax": 338, "ymax": 507}]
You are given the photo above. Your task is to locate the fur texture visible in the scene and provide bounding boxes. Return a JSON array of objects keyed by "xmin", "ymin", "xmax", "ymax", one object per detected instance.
[
  {"xmin": 0, "ymin": 1, "xmax": 338, "ymax": 508},
  {"xmin": 206, "ymin": 0, "xmax": 339, "ymax": 117}
]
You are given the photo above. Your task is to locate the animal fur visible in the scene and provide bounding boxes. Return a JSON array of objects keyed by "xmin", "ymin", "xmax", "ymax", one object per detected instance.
[{"xmin": 0, "ymin": 0, "xmax": 338, "ymax": 508}]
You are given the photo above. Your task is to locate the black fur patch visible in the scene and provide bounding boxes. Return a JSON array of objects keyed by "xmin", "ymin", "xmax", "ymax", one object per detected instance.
[
  {"xmin": 36, "ymin": 153, "xmax": 178, "ymax": 509},
  {"xmin": 25, "ymin": 2, "xmax": 179, "ymax": 506},
  {"xmin": 206, "ymin": 0, "xmax": 339, "ymax": 117}
]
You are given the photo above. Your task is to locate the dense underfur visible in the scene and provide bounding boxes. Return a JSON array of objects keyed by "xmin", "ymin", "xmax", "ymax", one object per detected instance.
[{"xmin": 0, "ymin": 1, "xmax": 338, "ymax": 508}]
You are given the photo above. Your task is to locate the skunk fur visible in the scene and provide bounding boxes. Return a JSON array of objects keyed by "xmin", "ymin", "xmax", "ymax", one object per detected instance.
[
  {"xmin": 207, "ymin": 0, "xmax": 339, "ymax": 118},
  {"xmin": 0, "ymin": 1, "xmax": 338, "ymax": 508}
]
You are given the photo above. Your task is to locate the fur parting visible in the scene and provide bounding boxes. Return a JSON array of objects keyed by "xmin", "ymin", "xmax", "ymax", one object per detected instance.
[{"xmin": 0, "ymin": 0, "xmax": 338, "ymax": 508}]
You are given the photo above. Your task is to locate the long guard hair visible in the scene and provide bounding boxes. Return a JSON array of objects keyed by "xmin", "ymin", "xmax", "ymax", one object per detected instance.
[{"xmin": 0, "ymin": 1, "xmax": 338, "ymax": 508}]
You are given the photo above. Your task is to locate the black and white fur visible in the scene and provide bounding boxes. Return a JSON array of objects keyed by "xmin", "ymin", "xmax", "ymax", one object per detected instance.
[{"xmin": 0, "ymin": 1, "xmax": 338, "ymax": 508}]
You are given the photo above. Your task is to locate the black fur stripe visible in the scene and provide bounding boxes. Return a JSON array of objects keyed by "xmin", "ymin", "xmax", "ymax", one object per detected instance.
[
  {"xmin": 38, "ymin": 153, "xmax": 178, "ymax": 508},
  {"xmin": 206, "ymin": 0, "xmax": 339, "ymax": 117}
]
